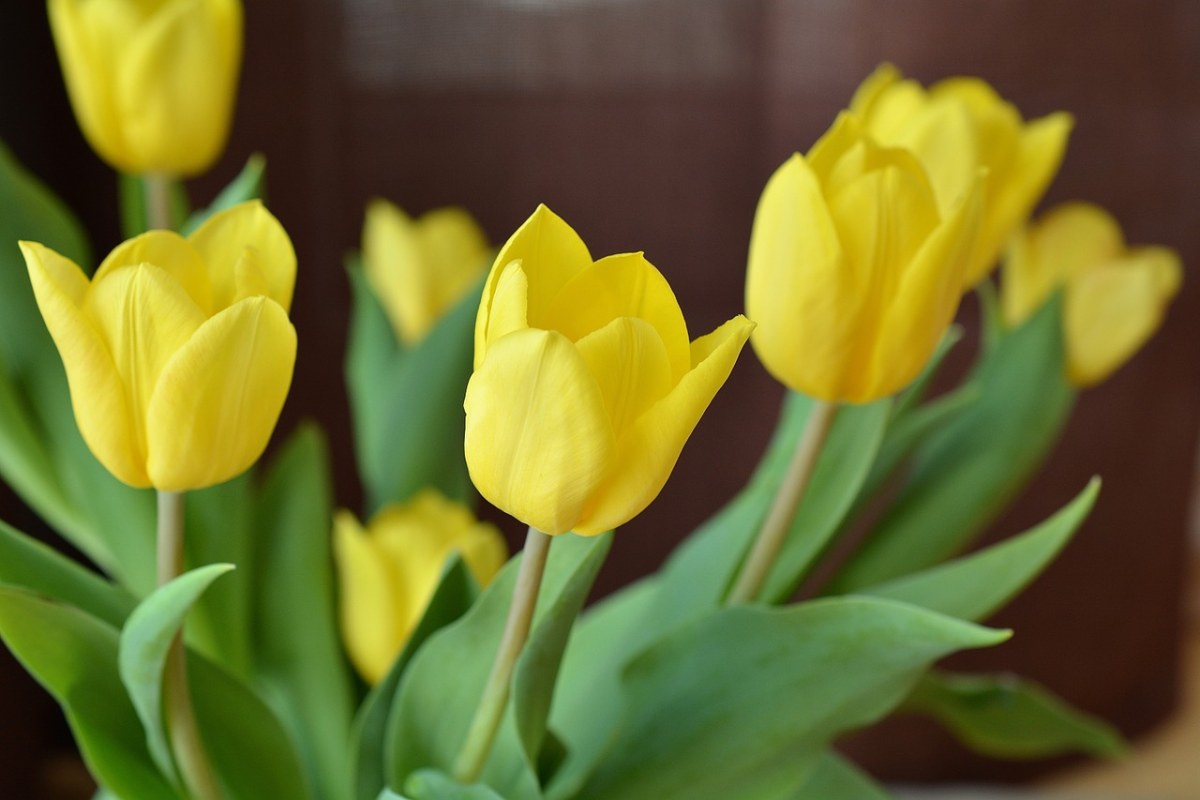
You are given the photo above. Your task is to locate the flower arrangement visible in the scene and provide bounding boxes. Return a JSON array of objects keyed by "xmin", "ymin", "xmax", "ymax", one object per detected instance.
[{"xmin": 0, "ymin": 2, "xmax": 1183, "ymax": 799}]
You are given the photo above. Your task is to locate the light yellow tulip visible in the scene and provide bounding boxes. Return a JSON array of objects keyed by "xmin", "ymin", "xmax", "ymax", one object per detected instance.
[
  {"xmin": 21, "ymin": 201, "xmax": 296, "ymax": 490},
  {"xmin": 362, "ymin": 199, "xmax": 490, "ymax": 345},
  {"xmin": 851, "ymin": 64, "xmax": 1072, "ymax": 286},
  {"xmin": 333, "ymin": 490, "xmax": 507, "ymax": 684},
  {"xmin": 1002, "ymin": 202, "xmax": 1182, "ymax": 387},
  {"xmin": 746, "ymin": 113, "xmax": 984, "ymax": 405},
  {"xmin": 48, "ymin": 0, "xmax": 242, "ymax": 176},
  {"xmin": 465, "ymin": 205, "xmax": 753, "ymax": 536}
]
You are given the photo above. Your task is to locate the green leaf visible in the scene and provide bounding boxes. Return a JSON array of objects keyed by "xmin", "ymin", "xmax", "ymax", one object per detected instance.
[
  {"xmin": 904, "ymin": 670, "xmax": 1124, "ymax": 760},
  {"xmin": 891, "ymin": 324, "xmax": 964, "ymax": 419},
  {"xmin": 861, "ymin": 478, "xmax": 1099, "ymax": 622},
  {"xmin": 0, "ymin": 519, "xmax": 133, "ymax": 627},
  {"xmin": 347, "ymin": 264, "xmax": 481, "ymax": 513},
  {"xmin": 387, "ymin": 534, "xmax": 611, "ymax": 799},
  {"xmin": 829, "ymin": 295, "xmax": 1075, "ymax": 592},
  {"xmin": 118, "ymin": 563, "xmax": 235, "ymax": 787},
  {"xmin": 404, "ymin": 770, "xmax": 506, "ymax": 800},
  {"xmin": 352, "ymin": 557, "xmax": 480, "ymax": 800},
  {"xmin": 180, "ymin": 153, "xmax": 267, "ymax": 236},
  {"xmin": 253, "ymin": 424, "xmax": 355, "ymax": 800},
  {"xmin": 793, "ymin": 752, "xmax": 890, "ymax": 799},
  {"xmin": 0, "ymin": 586, "xmax": 176, "ymax": 800},
  {"xmin": 577, "ymin": 597, "xmax": 1008, "ymax": 800},
  {"xmin": 119, "ymin": 172, "xmax": 189, "ymax": 237}
]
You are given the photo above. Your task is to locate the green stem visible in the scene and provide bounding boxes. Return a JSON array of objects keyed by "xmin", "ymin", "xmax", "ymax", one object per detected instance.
[
  {"xmin": 453, "ymin": 527, "xmax": 552, "ymax": 784},
  {"xmin": 157, "ymin": 491, "xmax": 222, "ymax": 800},
  {"xmin": 727, "ymin": 399, "xmax": 839, "ymax": 605},
  {"xmin": 143, "ymin": 172, "xmax": 174, "ymax": 231}
]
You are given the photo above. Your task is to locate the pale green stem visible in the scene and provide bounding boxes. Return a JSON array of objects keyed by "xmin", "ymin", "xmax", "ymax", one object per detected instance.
[
  {"xmin": 453, "ymin": 526, "xmax": 552, "ymax": 784},
  {"xmin": 143, "ymin": 172, "xmax": 174, "ymax": 231},
  {"xmin": 727, "ymin": 399, "xmax": 839, "ymax": 605},
  {"xmin": 157, "ymin": 491, "xmax": 223, "ymax": 800}
]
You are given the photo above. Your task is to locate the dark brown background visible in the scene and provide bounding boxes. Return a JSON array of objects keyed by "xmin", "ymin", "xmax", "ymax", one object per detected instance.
[{"xmin": 2, "ymin": 0, "xmax": 1198, "ymax": 795}]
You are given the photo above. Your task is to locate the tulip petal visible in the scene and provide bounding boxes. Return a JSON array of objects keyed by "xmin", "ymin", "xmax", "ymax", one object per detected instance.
[
  {"xmin": 848, "ymin": 63, "xmax": 902, "ymax": 118},
  {"xmin": 21, "ymin": 242, "xmax": 147, "ymax": 487},
  {"xmin": 574, "ymin": 315, "xmax": 753, "ymax": 535},
  {"xmin": 145, "ymin": 296, "xmax": 296, "ymax": 490},
  {"xmin": 85, "ymin": 263, "xmax": 208, "ymax": 464},
  {"xmin": 115, "ymin": 0, "xmax": 241, "ymax": 175},
  {"xmin": 545, "ymin": 253, "xmax": 692, "ymax": 380},
  {"xmin": 333, "ymin": 511, "xmax": 402, "ymax": 685},
  {"xmin": 95, "ymin": 231, "xmax": 213, "ymax": 314},
  {"xmin": 188, "ymin": 201, "xmax": 296, "ymax": 312},
  {"xmin": 1066, "ymin": 247, "xmax": 1182, "ymax": 387},
  {"xmin": 417, "ymin": 207, "xmax": 491, "ymax": 311},
  {"xmin": 485, "ymin": 260, "xmax": 529, "ymax": 343},
  {"xmin": 475, "ymin": 205, "xmax": 591, "ymax": 369},
  {"xmin": 883, "ymin": 98, "xmax": 979, "ymax": 219},
  {"xmin": 746, "ymin": 154, "xmax": 856, "ymax": 400},
  {"xmin": 464, "ymin": 329, "xmax": 613, "ymax": 534},
  {"xmin": 363, "ymin": 199, "xmax": 425, "ymax": 342},
  {"xmin": 574, "ymin": 317, "xmax": 674, "ymax": 439}
]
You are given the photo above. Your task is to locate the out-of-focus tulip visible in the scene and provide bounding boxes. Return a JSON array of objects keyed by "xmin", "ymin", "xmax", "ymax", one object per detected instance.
[
  {"xmin": 1002, "ymin": 202, "xmax": 1182, "ymax": 387},
  {"xmin": 363, "ymin": 200, "xmax": 491, "ymax": 345},
  {"xmin": 465, "ymin": 205, "xmax": 753, "ymax": 536},
  {"xmin": 333, "ymin": 490, "xmax": 507, "ymax": 684},
  {"xmin": 746, "ymin": 113, "xmax": 983, "ymax": 404},
  {"xmin": 851, "ymin": 63, "xmax": 1072, "ymax": 286},
  {"xmin": 47, "ymin": 0, "xmax": 242, "ymax": 176},
  {"xmin": 21, "ymin": 201, "xmax": 296, "ymax": 490}
]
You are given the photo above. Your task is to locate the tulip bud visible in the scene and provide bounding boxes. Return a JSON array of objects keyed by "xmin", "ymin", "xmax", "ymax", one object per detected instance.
[
  {"xmin": 465, "ymin": 205, "xmax": 753, "ymax": 536},
  {"xmin": 1002, "ymin": 202, "xmax": 1182, "ymax": 387},
  {"xmin": 362, "ymin": 199, "xmax": 491, "ymax": 345},
  {"xmin": 333, "ymin": 490, "xmax": 507, "ymax": 684},
  {"xmin": 21, "ymin": 201, "xmax": 296, "ymax": 490},
  {"xmin": 48, "ymin": 0, "xmax": 243, "ymax": 176},
  {"xmin": 747, "ymin": 113, "xmax": 983, "ymax": 404},
  {"xmin": 851, "ymin": 64, "xmax": 1072, "ymax": 286}
]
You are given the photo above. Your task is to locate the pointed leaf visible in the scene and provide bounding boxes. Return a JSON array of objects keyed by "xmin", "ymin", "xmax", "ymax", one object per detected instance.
[
  {"xmin": 404, "ymin": 770, "xmax": 506, "ymax": 800},
  {"xmin": 181, "ymin": 153, "xmax": 267, "ymax": 236},
  {"xmin": 793, "ymin": 752, "xmax": 891, "ymax": 799}
]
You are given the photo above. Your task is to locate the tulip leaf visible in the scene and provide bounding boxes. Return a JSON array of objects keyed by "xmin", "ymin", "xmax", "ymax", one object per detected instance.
[
  {"xmin": 118, "ymin": 563, "xmax": 235, "ymax": 787},
  {"xmin": 793, "ymin": 752, "xmax": 890, "ymax": 799},
  {"xmin": 0, "ymin": 518, "xmax": 135, "ymax": 627},
  {"xmin": 577, "ymin": 597, "xmax": 1008, "ymax": 800},
  {"xmin": 181, "ymin": 153, "xmax": 267, "ymax": 236},
  {"xmin": 347, "ymin": 264, "xmax": 481, "ymax": 513},
  {"xmin": 253, "ymin": 424, "xmax": 355, "ymax": 800},
  {"xmin": 386, "ymin": 534, "xmax": 611, "ymax": 799},
  {"xmin": 352, "ymin": 557, "xmax": 480, "ymax": 800},
  {"xmin": 891, "ymin": 324, "xmax": 964, "ymax": 419},
  {"xmin": 860, "ymin": 479, "xmax": 1099, "ymax": 622},
  {"xmin": 903, "ymin": 670, "xmax": 1124, "ymax": 760},
  {"xmin": 404, "ymin": 770, "xmax": 507, "ymax": 800},
  {"xmin": 0, "ymin": 586, "xmax": 176, "ymax": 799},
  {"xmin": 829, "ymin": 295, "xmax": 1075, "ymax": 592},
  {"xmin": 118, "ymin": 172, "xmax": 190, "ymax": 237}
]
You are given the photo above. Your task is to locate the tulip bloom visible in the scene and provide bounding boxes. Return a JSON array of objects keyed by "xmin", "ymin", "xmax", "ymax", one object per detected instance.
[
  {"xmin": 465, "ymin": 205, "xmax": 753, "ymax": 536},
  {"xmin": 362, "ymin": 199, "xmax": 491, "ymax": 345},
  {"xmin": 21, "ymin": 201, "xmax": 296, "ymax": 490},
  {"xmin": 48, "ymin": 0, "xmax": 242, "ymax": 176},
  {"xmin": 747, "ymin": 113, "xmax": 983, "ymax": 405},
  {"xmin": 333, "ymin": 490, "xmax": 507, "ymax": 684},
  {"xmin": 850, "ymin": 64, "xmax": 1072, "ymax": 286},
  {"xmin": 1002, "ymin": 202, "xmax": 1182, "ymax": 387}
]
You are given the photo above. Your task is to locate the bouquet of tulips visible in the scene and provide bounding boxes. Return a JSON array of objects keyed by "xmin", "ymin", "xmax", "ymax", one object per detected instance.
[{"xmin": 0, "ymin": 3, "xmax": 1183, "ymax": 799}]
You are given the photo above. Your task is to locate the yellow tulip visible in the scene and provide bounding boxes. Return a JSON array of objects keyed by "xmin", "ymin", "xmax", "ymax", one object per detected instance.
[
  {"xmin": 48, "ymin": 0, "xmax": 242, "ymax": 176},
  {"xmin": 333, "ymin": 490, "xmax": 507, "ymax": 684},
  {"xmin": 20, "ymin": 201, "xmax": 296, "ymax": 490},
  {"xmin": 746, "ymin": 113, "xmax": 984, "ymax": 404},
  {"xmin": 362, "ymin": 199, "xmax": 491, "ymax": 345},
  {"xmin": 1002, "ymin": 202, "xmax": 1182, "ymax": 387},
  {"xmin": 851, "ymin": 63, "xmax": 1072, "ymax": 286},
  {"xmin": 465, "ymin": 205, "xmax": 753, "ymax": 536}
]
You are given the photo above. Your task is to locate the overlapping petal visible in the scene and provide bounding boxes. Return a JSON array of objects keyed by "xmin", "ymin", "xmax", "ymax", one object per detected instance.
[
  {"xmin": 334, "ymin": 511, "xmax": 401, "ymax": 685},
  {"xmin": 188, "ymin": 200, "xmax": 296, "ymax": 312}
]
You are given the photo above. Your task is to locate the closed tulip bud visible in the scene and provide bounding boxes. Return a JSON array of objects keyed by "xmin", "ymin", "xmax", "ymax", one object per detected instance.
[
  {"xmin": 333, "ymin": 490, "xmax": 507, "ymax": 684},
  {"xmin": 362, "ymin": 199, "xmax": 491, "ymax": 345},
  {"xmin": 465, "ymin": 205, "xmax": 753, "ymax": 536},
  {"xmin": 747, "ymin": 113, "xmax": 984, "ymax": 404},
  {"xmin": 20, "ymin": 201, "xmax": 296, "ymax": 490},
  {"xmin": 48, "ymin": 0, "xmax": 242, "ymax": 176},
  {"xmin": 1002, "ymin": 202, "xmax": 1182, "ymax": 387},
  {"xmin": 851, "ymin": 64, "xmax": 1072, "ymax": 286}
]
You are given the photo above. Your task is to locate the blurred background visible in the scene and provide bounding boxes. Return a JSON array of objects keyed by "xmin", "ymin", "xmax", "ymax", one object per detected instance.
[{"xmin": 2, "ymin": 0, "xmax": 1198, "ymax": 797}]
